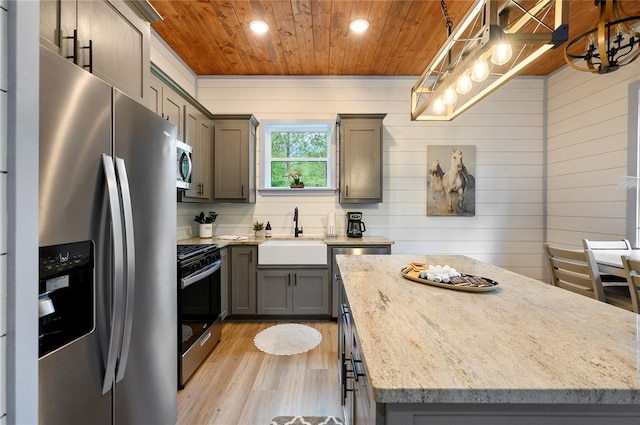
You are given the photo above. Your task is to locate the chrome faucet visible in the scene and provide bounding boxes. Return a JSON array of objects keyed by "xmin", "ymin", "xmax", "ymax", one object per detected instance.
[{"xmin": 294, "ymin": 207, "xmax": 303, "ymax": 237}]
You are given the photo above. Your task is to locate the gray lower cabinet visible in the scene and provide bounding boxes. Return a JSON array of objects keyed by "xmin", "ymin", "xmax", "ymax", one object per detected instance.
[
  {"xmin": 340, "ymin": 287, "xmax": 381, "ymax": 425},
  {"xmin": 220, "ymin": 247, "xmax": 229, "ymax": 320},
  {"xmin": 230, "ymin": 246, "xmax": 257, "ymax": 315},
  {"xmin": 257, "ymin": 268, "xmax": 329, "ymax": 315}
]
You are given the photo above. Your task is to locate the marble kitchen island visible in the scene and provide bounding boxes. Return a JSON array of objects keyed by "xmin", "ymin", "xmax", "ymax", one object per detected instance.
[{"xmin": 336, "ymin": 254, "xmax": 640, "ymax": 425}]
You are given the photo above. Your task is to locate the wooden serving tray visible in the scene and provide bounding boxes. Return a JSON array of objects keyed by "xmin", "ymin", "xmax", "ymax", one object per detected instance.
[{"xmin": 400, "ymin": 265, "xmax": 499, "ymax": 293}]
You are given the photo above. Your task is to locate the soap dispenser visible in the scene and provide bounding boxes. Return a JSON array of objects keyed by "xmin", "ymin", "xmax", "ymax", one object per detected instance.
[{"xmin": 265, "ymin": 221, "xmax": 272, "ymax": 238}]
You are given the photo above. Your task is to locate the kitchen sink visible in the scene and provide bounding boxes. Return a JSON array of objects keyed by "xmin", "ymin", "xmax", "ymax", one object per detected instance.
[{"xmin": 258, "ymin": 240, "xmax": 327, "ymax": 265}]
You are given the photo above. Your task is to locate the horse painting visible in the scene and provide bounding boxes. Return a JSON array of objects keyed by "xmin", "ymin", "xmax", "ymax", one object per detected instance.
[
  {"xmin": 442, "ymin": 150, "xmax": 468, "ymax": 213},
  {"xmin": 427, "ymin": 146, "xmax": 476, "ymax": 216}
]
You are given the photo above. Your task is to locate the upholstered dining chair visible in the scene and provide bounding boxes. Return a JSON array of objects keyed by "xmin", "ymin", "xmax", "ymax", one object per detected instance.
[
  {"xmin": 544, "ymin": 243, "xmax": 604, "ymax": 301},
  {"xmin": 621, "ymin": 256, "xmax": 640, "ymax": 313},
  {"xmin": 582, "ymin": 239, "xmax": 632, "ymax": 285}
]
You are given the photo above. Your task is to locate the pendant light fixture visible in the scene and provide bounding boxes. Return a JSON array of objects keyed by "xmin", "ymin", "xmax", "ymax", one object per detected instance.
[
  {"xmin": 411, "ymin": 0, "xmax": 569, "ymax": 121},
  {"xmin": 564, "ymin": 0, "xmax": 640, "ymax": 74}
]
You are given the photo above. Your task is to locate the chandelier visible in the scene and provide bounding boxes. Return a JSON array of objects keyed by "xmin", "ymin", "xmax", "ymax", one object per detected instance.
[
  {"xmin": 564, "ymin": 0, "xmax": 640, "ymax": 74},
  {"xmin": 411, "ymin": 0, "xmax": 568, "ymax": 121}
]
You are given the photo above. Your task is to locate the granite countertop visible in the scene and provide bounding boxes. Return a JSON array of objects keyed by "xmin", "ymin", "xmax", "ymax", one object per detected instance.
[
  {"xmin": 178, "ymin": 235, "xmax": 394, "ymax": 247},
  {"xmin": 336, "ymin": 254, "xmax": 640, "ymax": 405}
]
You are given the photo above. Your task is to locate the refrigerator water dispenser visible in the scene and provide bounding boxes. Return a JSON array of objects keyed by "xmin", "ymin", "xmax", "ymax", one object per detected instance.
[{"xmin": 38, "ymin": 241, "xmax": 94, "ymax": 358}]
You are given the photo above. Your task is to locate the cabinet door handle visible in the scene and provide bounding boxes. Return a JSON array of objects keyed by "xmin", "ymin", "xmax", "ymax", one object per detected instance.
[
  {"xmin": 350, "ymin": 355, "xmax": 365, "ymax": 382},
  {"xmin": 241, "ymin": 185, "xmax": 244, "ymax": 198},
  {"xmin": 294, "ymin": 273, "xmax": 297, "ymax": 286},
  {"xmin": 63, "ymin": 29, "xmax": 78, "ymax": 64},
  {"xmin": 249, "ymin": 250, "xmax": 253, "ymax": 264},
  {"xmin": 346, "ymin": 185, "xmax": 349, "ymax": 197},
  {"xmin": 288, "ymin": 273, "xmax": 291, "ymax": 286},
  {"xmin": 81, "ymin": 39, "xmax": 93, "ymax": 73}
]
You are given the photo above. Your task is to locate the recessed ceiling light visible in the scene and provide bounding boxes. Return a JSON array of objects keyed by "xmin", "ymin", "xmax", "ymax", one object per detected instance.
[
  {"xmin": 249, "ymin": 20, "xmax": 269, "ymax": 34},
  {"xmin": 349, "ymin": 18, "xmax": 369, "ymax": 33}
]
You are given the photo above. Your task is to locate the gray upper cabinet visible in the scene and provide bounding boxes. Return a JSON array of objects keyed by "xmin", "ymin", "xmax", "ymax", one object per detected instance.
[
  {"xmin": 40, "ymin": 0, "xmax": 150, "ymax": 103},
  {"xmin": 338, "ymin": 114, "xmax": 386, "ymax": 204},
  {"xmin": 148, "ymin": 69, "xmax": 215, "ymax": 203},
  {"xmin": 147, "ymin": 72, "xmax": 163, "ymax": 115},
  {"xmin": 161, "ymin": 87, "xmax": 185, "ymax": 141},
  {"xmin": 213, "ymin": 115, "xmax": 258, "ymax": 203},
  {"xmin": 182, "ymin": 105, "xmax": 212, "ymax": 201}
]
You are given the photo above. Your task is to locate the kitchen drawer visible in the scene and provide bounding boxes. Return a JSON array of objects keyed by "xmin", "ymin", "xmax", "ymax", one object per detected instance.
[
  {"xmin": 0, "ymin": 255, "xmax": 5, "ymax": 336},
  {"xmin": 0, "ymin": 8, "xmax": 6, "ymax": 92},
  {"xmin": 0, "ymin": 173, "xmax": 5, "ymax": 254},
  {"xmin": 0, "ymin": 336, "xmax": 5, "ymax": 418}
]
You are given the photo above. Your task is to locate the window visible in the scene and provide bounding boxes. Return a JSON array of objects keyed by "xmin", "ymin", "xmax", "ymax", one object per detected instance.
[{"xmin": 263, "ymin": 122, "xmax": 334, "ymax": 189}]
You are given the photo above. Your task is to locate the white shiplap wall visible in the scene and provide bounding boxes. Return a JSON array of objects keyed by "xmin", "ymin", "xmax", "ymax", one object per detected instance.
[
  {"xmin": 177, "ymin": 76, "xmax": 546, "ymax": 279},
  {"xmin": 546, "ymin": 59, "xmax": 640, "ymax": 249}
]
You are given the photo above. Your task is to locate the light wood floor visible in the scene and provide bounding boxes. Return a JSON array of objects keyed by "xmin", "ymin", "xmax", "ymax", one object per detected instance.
[{"xmin": 177, "ymin": 321, "xmax": 342, "ymax": 425}]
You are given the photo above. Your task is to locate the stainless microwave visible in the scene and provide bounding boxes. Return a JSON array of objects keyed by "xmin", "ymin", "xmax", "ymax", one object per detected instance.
[{"xmin": 176, "ymin": 140, "xmax": 193, "ymax": 190}]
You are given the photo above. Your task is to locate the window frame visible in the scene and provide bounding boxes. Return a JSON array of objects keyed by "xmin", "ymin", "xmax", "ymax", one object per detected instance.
[
  {"xmin": 260, "ymin": 120, "xmax": 337, "ymax": 193},
  {"xmin": 627, "ymin": 80, "xmax": 640, "ymax": 247}
]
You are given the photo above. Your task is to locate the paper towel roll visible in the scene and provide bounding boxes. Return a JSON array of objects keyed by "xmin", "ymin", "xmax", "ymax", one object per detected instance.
[{"xmin": 327, "ymin": 211, "xmax": 336, "ymax": 236}]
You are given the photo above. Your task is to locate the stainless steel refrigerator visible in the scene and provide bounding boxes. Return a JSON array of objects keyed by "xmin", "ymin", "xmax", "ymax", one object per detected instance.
[{"xmin": 38, "ymin": 46, "xmax": 177, "ymax": 425}]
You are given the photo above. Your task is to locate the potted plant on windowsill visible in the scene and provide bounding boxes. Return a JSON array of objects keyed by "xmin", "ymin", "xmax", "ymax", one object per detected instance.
[{"xmin": 285, "ymin": 169, "xmax": 304, "ymax": 188}]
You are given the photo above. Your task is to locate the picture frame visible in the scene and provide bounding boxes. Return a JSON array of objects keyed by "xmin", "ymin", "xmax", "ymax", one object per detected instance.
[{"xmin": 427, "ymin": 145, "xmax": 476, "ymax": 216}]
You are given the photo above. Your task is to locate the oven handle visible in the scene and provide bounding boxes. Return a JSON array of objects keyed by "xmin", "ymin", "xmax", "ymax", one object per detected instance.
[{"xmin": 181, "ymin": 260, "xmax": 221, "ymax": 289}]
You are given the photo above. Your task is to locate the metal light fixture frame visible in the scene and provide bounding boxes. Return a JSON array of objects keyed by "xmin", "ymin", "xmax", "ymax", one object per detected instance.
[{"xmin": 411, "ymin": 0, "xmax": 568, "ymax": 121}]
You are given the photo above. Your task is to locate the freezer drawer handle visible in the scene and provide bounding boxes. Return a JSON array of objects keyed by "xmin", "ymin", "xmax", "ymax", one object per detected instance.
[
  {"xmin": 114, "ymin": 157, "xmax": 136, "ymax": 383},
  {"xmin": 200, "ymin": 331, "xmax": 212, "ymax": 346},
  {"xmin": 100, "ymin": 154, "xmax": 127, "ymax": 395}
]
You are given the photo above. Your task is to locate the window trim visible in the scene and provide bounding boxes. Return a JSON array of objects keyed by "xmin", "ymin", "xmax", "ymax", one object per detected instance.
[
  {"xmin": 626, "ymin": 80, "xmax": 640, "ymax": 247},
  {"xmin": 259, "ymin": 119, "xmax": 337, "ymax": 192}
]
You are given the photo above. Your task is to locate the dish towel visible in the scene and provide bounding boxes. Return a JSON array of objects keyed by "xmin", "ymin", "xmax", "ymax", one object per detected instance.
[{"xmin": 216, "ymin": 235, "xmax": 249, "ymax": 241}]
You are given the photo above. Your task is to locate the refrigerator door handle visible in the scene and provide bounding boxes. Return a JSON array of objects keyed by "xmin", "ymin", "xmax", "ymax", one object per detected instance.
[
  {"xmin": 114, "ymin": 157, "xmax": 136, "ymax": 383},
  {"xmin": 100, "ymin": 154, "xmax": 127, "ymax": 395}
]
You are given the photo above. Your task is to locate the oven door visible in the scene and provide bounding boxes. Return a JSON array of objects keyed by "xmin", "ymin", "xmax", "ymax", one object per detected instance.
[
  {"xmin": 179, "ymin": 259, "xmax": 222, "ymax": 387},
  {"xmin": 176, "ymin": 140, "xmax": 192, "ymax": 190}
]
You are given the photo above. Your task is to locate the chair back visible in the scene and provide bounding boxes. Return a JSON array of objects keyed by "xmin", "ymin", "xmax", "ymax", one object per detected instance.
[
  {"xmin": 583, "ymin": 239, "xmax": 632, "ymax": 250},
  {"xmin": 621, "ymin": 256, "xmax": 640, "ymax": 313},
  {"xmin": 544, "ymin": 243, "xmax": 605, "ymax": 300}
]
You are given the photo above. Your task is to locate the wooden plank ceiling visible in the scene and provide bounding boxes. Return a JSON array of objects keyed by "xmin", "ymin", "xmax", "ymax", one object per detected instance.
[{"xmin": 149, "ymin": 0, "xmax": 640, "ymax": 77}]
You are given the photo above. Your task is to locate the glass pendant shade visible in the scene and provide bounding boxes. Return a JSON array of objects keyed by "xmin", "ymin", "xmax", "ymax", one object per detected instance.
[
  {"xmin": 470, "ymin": 58, "xmax": 489, "ymax": 82},
  {"xmin": 443, "ymin": 86, "xmax": 457, "ymax": 105},
  {"xmin": 491, "ymin": 43, "xmax": 512, "ymax": 65},
  {"xmin": 432, "ymin": 98, "xmax": 446, "ymax": 115},
  {"xmin": 456, "ymin": 73, "xmax": 472, "ymax": 94}
]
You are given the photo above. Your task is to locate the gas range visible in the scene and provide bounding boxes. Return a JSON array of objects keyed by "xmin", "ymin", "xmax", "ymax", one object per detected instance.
[{"xmin": 176, "ymin": 242, "xmax": 222, "ymax": 389}]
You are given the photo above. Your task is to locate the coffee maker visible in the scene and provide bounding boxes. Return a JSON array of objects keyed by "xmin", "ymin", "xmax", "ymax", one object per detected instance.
[{"xmin": 346, "ymin": 212, "xmax": 366, "ymax": 238}]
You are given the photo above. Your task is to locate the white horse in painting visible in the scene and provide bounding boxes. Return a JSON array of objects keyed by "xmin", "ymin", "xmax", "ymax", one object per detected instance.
[
  {"xmin": 442, "ymin": 149, "xmax": 468, "ymax": 213},
  {"xmin": 428, "ymin": 160, "xmax": 444, "ymax": 196}
]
